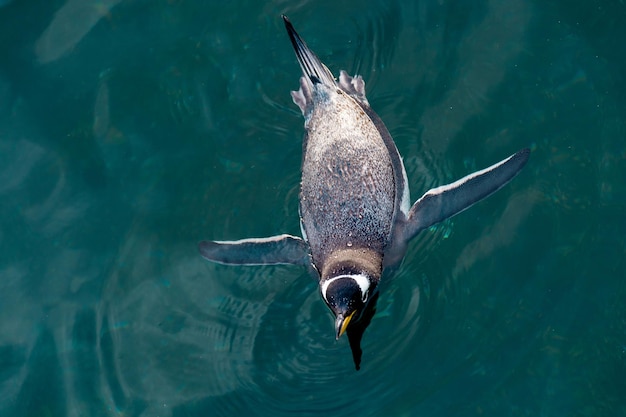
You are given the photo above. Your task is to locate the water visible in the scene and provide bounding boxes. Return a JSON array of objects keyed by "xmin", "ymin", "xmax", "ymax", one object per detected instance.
[{"xmin": 1, "ymin": 1, "xmax": 625, "ymax": 416}]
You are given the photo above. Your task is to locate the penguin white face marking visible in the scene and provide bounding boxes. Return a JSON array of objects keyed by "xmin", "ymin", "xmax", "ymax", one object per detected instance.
[{"xmin": 321, "ymin": 274, "xmax": 370, "ymax": 303}]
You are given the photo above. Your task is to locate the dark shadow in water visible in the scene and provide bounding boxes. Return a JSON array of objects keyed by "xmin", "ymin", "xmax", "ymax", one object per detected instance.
[
  {"xmin": 12, "ymin": 327, "xmax": 65, "ymax": 417},
  {"xmin": 346, "ymin": 291, "xmax": 380, "ymax": 371}
]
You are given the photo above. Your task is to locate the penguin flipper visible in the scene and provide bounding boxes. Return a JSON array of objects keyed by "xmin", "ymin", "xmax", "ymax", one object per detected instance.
[
  {"xmin": 198, "ymin": 234, "xmax": 310, "ymax": 266},
  {"xmin": 403, "ymin": 148, "xmax": 530, "ymax": 241}
]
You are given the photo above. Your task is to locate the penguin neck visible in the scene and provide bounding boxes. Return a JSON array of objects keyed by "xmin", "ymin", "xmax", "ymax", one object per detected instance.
[{"xmin": 320, "ymin": 247, "xmax": 383, "ymax": 283}]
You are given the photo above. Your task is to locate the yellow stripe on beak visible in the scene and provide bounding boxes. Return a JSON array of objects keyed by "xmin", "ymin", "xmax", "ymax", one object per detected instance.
[{"xmin": 338, "ymin": 310, "xmax": 357, "ymax": 338}]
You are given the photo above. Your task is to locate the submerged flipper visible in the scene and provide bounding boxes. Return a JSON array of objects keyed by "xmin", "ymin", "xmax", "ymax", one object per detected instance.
[
  {"xmin": 198, "ymin": 234, "xmax": 310, "ymax": 266},
  {"xmin": 403, "ymin": 148, "xmax": 530, "ymax": 240}
]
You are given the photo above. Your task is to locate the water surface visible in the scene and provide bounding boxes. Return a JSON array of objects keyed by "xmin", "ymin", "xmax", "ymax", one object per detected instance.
[{"xmin": 0, "ymin": 1, "xmax": 624, "ymax": 416}]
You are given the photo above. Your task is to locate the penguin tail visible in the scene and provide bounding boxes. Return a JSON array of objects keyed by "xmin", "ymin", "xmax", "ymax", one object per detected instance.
[{"xmin": 282, "ymin": 15, "xmax": 336, "ymax": 87}]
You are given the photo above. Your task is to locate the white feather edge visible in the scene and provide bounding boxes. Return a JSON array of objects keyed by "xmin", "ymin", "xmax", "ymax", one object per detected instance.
[
  {"xmin": 321, "ymin": 274, "xmax": 370, "ymax": 303},
  {"xmin": 213, "ymin": 233, "xmax": 301, "ymax": 245},
  {"xmin": 418, "ymin": 152, "xmax": 516, "ymax": 200}
]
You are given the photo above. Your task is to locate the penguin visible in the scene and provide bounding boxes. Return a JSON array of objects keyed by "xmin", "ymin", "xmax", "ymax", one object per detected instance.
[{"xmin": 198, "ymin": 16, "xmax": 530, "ymax": 370}]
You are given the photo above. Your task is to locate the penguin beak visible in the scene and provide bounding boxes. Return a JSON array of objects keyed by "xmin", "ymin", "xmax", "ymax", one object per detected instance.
[{"xmin": 335, "ymin": 310, "xmax": 357, "ymax": 339}]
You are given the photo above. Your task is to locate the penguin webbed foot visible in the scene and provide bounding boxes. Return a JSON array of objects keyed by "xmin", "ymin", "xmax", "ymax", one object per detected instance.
[
  {"xmin": 338, "ymin": 70, "xmax": 369, "ymax": 106},
  {"xmin": 290, "ymin": 77, "xmax": 314, "ymax": 116}
]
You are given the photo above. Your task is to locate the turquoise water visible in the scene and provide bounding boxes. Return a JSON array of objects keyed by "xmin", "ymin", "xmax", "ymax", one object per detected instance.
[{"xmin": 1, "ymin": 1, "xmax": 625, "ymax": 416}]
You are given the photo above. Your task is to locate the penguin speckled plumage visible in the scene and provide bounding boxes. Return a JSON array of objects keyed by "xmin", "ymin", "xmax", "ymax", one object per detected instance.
[{"xmin": 199, "ymin": 16, "xmax": 530, "ymax": 370}]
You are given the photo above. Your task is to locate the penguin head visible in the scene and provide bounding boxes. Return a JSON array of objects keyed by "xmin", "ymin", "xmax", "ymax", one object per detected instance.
[
  {"xmin": 319, "ymin": 248, "xmax": 383, "ymax": 339},
  {"xmin": 321, "ymin": 273, "xmax": 376, "ymax": 339}
]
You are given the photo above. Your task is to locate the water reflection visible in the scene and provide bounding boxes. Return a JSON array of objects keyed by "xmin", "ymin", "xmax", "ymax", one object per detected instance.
[
  {"xmin": 96, "ymin": 233, "xmax": 432, "ymax": 416},
  {"xmin": 36, "ymin": 0, "xmax": 123, "ymax": 64},
  {"xmin": 1, "ymin": 0, "xmax": 624, "ymax": 415}
]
